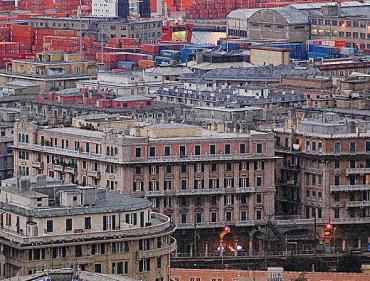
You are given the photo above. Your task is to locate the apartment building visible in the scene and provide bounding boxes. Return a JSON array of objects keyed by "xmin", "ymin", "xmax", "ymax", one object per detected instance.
[
  {"xmin": 0, "ymin": 123, "xmax": 14, "ymax": 180},
  {"xmin": 13, "ymin": 119, "xmax": 277, "ymax": 257},
  {"xmin": 310, "ymin": 4, "xmax": 370, "ymax": 50},
  {"xmin": 274, "ymin": 112, "xmax": 370, "ymax": 250},
  {"xmin": 0, "ymin": 175, "xmax": 176, "ymax": 279},
  {"xmin": 29, "ymin": 16, "xmax": 163, "ymax": 43},
  {"xmin": 0, "ymin": 52, "xmax": 97, "ymax": 92}
]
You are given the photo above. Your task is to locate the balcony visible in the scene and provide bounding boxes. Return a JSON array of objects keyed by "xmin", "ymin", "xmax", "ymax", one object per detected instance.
[
  {"xmin": 346, "ymin": 168, "xmax": 370, "ymax": 175},
  {"xmin": 64, "ymin": 166, "xmax": 75, "ymax": 174},
  {"xmin": 177, "ymin": 222, "xmax": 225, "ymax": 229},
  {"xmin": 280, "ymin": 181, "xmax": 300, "ymax": 188},
  {"xmin": 87, "ymin": 170, "xmax": 101, "ymax": 178},
  {"xmin": 53, "ymin": 164, "xmax": 63, "ymax": 172},
  {"xmin": 175, "ymin": 188, "xmax": 229, "ymax": 196},
  {"xmin": 137, "ymin": 237, "xmax": 177, "ymax": 259},
  {"xmin": 282, "ymin": 164, "xmax": 300, "ymax": 171},
  {"xmin": 346, "ymin": 201, "xmax": 370, "ymax": 208},
  {"xmin": 330, "ymin": 184, "xmax": 370, "ymax": 192},
  {"xmin": 31, "ymin": 161, "xmax": 43, "ymax": 169},
  {"xmin": 0, "ymin": 212, "xmax": 172, "ymax": 245}
]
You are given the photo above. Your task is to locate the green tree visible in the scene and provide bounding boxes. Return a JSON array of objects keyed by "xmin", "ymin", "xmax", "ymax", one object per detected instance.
[{"xmin": 336, "ymin": 254, "xmax": 362, "ymax": 273}]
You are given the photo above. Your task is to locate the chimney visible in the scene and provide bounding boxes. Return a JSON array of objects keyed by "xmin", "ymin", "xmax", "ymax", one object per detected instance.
[
  {"xmin": 19, "ymin": 179, "xmax": 30, "ymax": 191},
  {"xmin": 36, "ymin": 175, "xmax": 47, "ymax": 188}
]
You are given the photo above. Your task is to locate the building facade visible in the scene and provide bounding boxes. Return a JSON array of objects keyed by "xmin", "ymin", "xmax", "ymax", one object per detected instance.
[
  {"xmin": 0, "ymin": 52, "xmax": 98, "ymax": 92},
  {"xmin": 0, "ymin": 175, "xmax": 176, "ymax": 280},
  {"xmin": 274, "ymin": 113, "xmax": 370, "ymax": 250},
  {"xmin": 13, "ymin": 119, "xmax": 277, "ymax": 257}
]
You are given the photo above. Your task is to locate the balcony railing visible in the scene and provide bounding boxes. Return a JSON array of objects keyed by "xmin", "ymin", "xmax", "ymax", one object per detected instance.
[
  {"xmin": 87, "ymin": 170, "xmax": 101, "ymax": 178},
  {"xmin": 64, "ymin": 167, "xmax": 75, "ymax": 174},
  {"xmin": 137, "ymin": 237, "xmax": 177, "ymax": 259},
  {"xmin": 31, "ymin": 161, "xmax": 43, "ymax": 169},
  {"xmin": 330, "ymin": 184, "xmax": 370, "ymax": 192},
  {"xmin": 177, "ymin": 222, "xmax": 225, "ymax": 229},
  {"xmin": 53, "ymin": 164, "xmax": 63, "ymax": 172},
  {"xmin": 0, "ymin": 213, "xmax": 172, "ymax": 245},
  {"xmin": 19, "ymin": 144, "xmax": 275, "ymax": 164},
  {"xmin": 346, "ymin": 201, "xmax": 370, "ymax": 208},
  {"xmin": 346, "ymin": 168, "xmax": 370, "ymax": 175}
]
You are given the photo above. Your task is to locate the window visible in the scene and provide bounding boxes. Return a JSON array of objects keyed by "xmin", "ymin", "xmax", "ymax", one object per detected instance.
[
  {"xmin": 181, "ymin": 213, "xmax": 187, "ymax": 223},
  {"xmin": 240, "ymin": 143, "xmax": 246, "ymax": 153},
  {"xmin": 195, "ymin": 212, "xmax": 202, "ymax": 223},
  {"xmin": 75, "ymin": 245, "xmax": 82, "ymax": 257},
  {"xmin": 157, "ymin": 257, "xmax": 162, "ymax": 269},
  {"xmin": 139, "ymin": 259, "xmax": 150, "ymax": 272},
  {"xmin": 225, "ymin": 211, "xmax": 232, "ymax": 222},
  {"xmin": 256, "ymin": 144, "xmax": 262, "ymax": 153},
  {"xmin": 335, "ymin": 142, "xmax": 341, "ymax": 154},
  {"xmin": 224, "ymin": 195, "xmax": 234, "ymax": 205},
  {"xmin": 181, "ymin": 180, "xmax": 187, "ymax": 190},
  {"xmin": 46, "ymin": 220, "xmax": 53, "ymax": 233},
  {"xmin": 65, "ymin": 219, "xmax": 72, "ymax": 231},
  {"xmin": 194, "ymin": 145, "xmax": 201, "ymax": 155},
  {"xmin": 166, "ymin": 165, "xmax": 172, "ymax": 174},
  {"xmin": 256, "ymin": 193, "xmax": 262, "ymax": 204},
  {"xmin": 164, "ymin": 146, "xmax": 170, "ymax": 156},
  {"xmin": 181, "ymin": 164, "xmax": 187, "ymax": 173},
  {"xmin": 366, "ymin": 141, "xmax": 370, "ymax": 152},
  {"xmin": 136, "ymin": 147, "xmax": 142, "ymax": 157},
  {"xmin": 334, "ymin": 208, "xmax": 340, "ymax": 218},
  {"xmin": 210, "ymin": 144, "xmax": 216, "ymax": 155},
  {"xmin": 256, "ymin": 210, "xmax": 262, "ymax": 220},
  {"xmin": 211, "ymin": 212, "xmax": 217, "ymax": 222},
  {"xmin": 350, "ymin": 142, "xmax": 356, "ymax": 153},
  {"xmin": 85, "ymin": 217, "xmax": 91, "ymax": 229},
  {"xmin": 211, "ymin": 163, "xmax": 217, "ymax": 172},
  {"xmin": 180, "ymin": 145, "xmax": 186, "ymax": 156},
  {"xmin": 240, "ymin": 177, "xmax": 249, "ymax": 188},
  {"xmin": 52, "ymin": 247, "xmax": 66, "ymax": 258},
  {"xmin": 240, "ymin": 211, "xmax": 247, "ymax": 221},
  {"xmin": 256, "ymin": 176, "xmax": 262, "ymax": 187},
  {"xmin": 135, "ymin": 165, "xmax": 142, "ymax": 175},
  {"xmin": 149, "ymin": 147, "xmax": 156, "ymax": 157},
  {"xmin": 103, "ymin": 215, "xmax": 116, "ymax": 230},
  {"xmin": 112, "ymin": 241, "xmax": 129, "ymax": 253},
  {"xmin": 225, "ymin": 163, "xmax": 232, "ymax": 172},
  {"xmin": 334, "ymin": 175, "xmax": 340, "ymax": 186},
  {"xmin": 210, "ymin": 195, "xmax": 217, "ymax": 205},
  {"xmin": 224, "ymin": 144, "xmax": 231, "ymax": 154},
  {"xmin": 95, "ymin": 264, "xmax": 102, "ymax": 273}
]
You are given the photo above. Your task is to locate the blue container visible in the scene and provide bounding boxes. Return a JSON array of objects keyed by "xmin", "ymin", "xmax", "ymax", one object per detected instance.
[
  {"xmin": 116, "ymin": 61, "xmax": 137, "ymax": 70},
  {"xmin": 155, "ymin": 56, "xmax": 173, "ymax": 65},
  {"xmin": 160, "ymin": 50, "xmax": 180, "ymax": 60}
]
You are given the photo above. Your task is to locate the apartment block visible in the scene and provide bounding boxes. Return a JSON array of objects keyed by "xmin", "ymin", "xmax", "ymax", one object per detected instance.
[
  {"xmin": 274, "ymin": 112, "xmax": 370, "ymax": 250},
  {"xmin": 0, "ymin": 175, "xmax": 176, "ymax": 279},
  {"xmin": 13, "ymin": 119, "xmax": 277, "ymax": 257},
  {"xmin": 0, "ymin": 52, "xmax": 97, "ymax": 92}
]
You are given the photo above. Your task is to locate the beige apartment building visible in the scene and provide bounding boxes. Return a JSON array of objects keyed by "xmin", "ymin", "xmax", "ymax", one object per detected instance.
[
  {"xmin": 274, "ymin": 112, "xmax": 370, "ymax": 250},
  {"xmin": 13, "ymin": 119, "xmax": 277, "ymax": 257},
  {"xmin": 0, "ymin": 175, "xmax": 176, "ymax": 280},
  {"xmin": 0, "ymin": 52, "xmax": 97, "ymax": 92}
]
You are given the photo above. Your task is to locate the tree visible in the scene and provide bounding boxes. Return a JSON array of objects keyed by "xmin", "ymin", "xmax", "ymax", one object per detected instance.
[{"xmin": 336, "ymin": 254, "xmax": 362, "ymax": 273}]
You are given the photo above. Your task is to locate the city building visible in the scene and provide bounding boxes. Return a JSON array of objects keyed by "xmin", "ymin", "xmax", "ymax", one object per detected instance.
[
  {"xmin": 227, "ymin": 6, "xmax": 311, "ymax": 43},
  {"xmin": 0, "ymin": 122, "xmax": 14, "ymax": 180},
  {"xmin": 171, "ymin": 268, "xmax": 370, "ymax": 281},
  {"xmin": 76, "ymin": 71, "xmax": 163, "ymax": 96},
  {"xmin": 4, "ymin": 268, "xmax": 139, "ymax": 281},
  {"xmin": 92, "ymin": 0, "xmax": 129, "ymax": 18},
  {"xmin": 0, "ymin": 81, "xmax": 40, "ymax": 97},
  {"xmin": 28, "ymin": 16, "xmax": 163, "ymax": 43},
  {"xmin": 273, "ymin": 112, "xmax": 370, "ymax": 250},
  {"xmin": 12, "ymin": 119, "xmax": 277, "ymax": 257},
  {"xmin": 155, "ymin": 82, "xmax": 306, "ymax": 109},
  {"xmin": 227, "ymin": 1, "xmax": 370, "ymax": 51},
  {"xmin": 0, "ymin": 175, "xmax": 176, "ymax": 279},
  {"xmin": 0, "ymin": 52, "xmax": 98, "ymax": 92}
]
